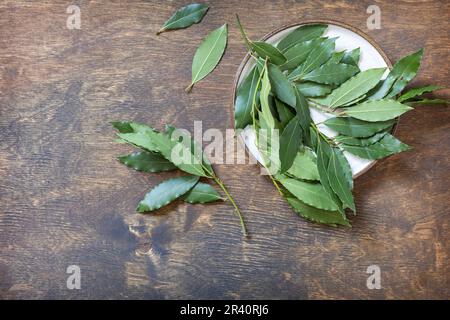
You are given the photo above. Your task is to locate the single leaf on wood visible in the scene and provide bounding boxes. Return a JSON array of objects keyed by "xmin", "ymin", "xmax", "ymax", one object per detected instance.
[
  {"xmin": 280, "ymin": 38, "xmax": 321, "ymax": 71},
  {"xmin": 387, "ymin": 49, "xmax": 423, "ymax": 98},
  {"xmin": 278, "ymin": 177, "xmax": 339, "ymax": 211},
  {"xmin": 335, "ymin": 132, "xmax": 387, "ymax": 146},
  {"xmin": 296, "ymin": 82, "xmax": 332, "ymax": 97},
  {"xmin": 327, "ymin": 148, "xmax": 355, "ymax": 212},
  {"xmin": 302, "ymin": 63, "xmax": 359, "ymax": 85},
  {"xmin": 341, "ymin": 133, "xmax": 410, "ymax": 160},
  {"xmin": 275, "ymin": 99, "xmax": 295, "ymax": 127},
  {"xmin": 324, "ymin": 117, "xmax": 395, "ymax": 138},
  {"xmin": 268, "ymin": 63, "xmax": 296, "ymax": 107},
  {"xmin": 277, "ymin": 24, "xmax": 327, "ymax": 52},
  {"xmin": 118, "ymin": 151, "xmax": 177, "ymax": 172},
  {"xmin": 397, "ymin": 85, "xmax": 442, "ymax": 102},
  {"xmin": 343, "ymin": 99, "xmax": 413, "ymax": 122},
  {"xmin": 186, "ymin": 24, "xmax": 228, "ymax": 92},
  {"xmin": 137, "ymin": 175, "xmax": 199, "ymax": 212},
  {"xmin": 288, "ymin": 37, "xmax": 336, "ymax": 80},
  {"xmin": 341, "ymin": 48, "xmax": 361, "ymax": 67},
  {"xmin": 279, "ymin": 116, "xmax": 302, "ymax": 173},
  {"xmin": 325, "ymin": 68, "xmax": 386, "ymax": 108},
  {"xmin": 235, "ymin": 66, "xmax": 261, "ymax": 129},
  {"xmin": 182, "ymin": 182, "xmax": 224, "ymax": 204},
  {"xmin": 157, "ymin": 3, "xmax": 209, "ymax": 35},
  {"xmin": 287, "ymin": 147, "xmax": 320, "ymax": 181},
  {"xmin": 286, "ymin": 196, "xmax": 350, "ymax": 227},
  {"xmin": 406, "ymin": 99, "xmax": 448, "ymax": 106}
]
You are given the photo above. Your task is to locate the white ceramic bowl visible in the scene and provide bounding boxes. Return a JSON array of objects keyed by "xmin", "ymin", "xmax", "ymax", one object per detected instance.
[{"xmin": 233, "ymin": 21, "xmax": 392, "ymax": 178}]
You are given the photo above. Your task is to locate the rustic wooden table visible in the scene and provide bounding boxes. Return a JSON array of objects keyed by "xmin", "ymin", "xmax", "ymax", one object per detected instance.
[{"xmin": 0, "ymin": 0, "xmax": 448, "ymax": 299}]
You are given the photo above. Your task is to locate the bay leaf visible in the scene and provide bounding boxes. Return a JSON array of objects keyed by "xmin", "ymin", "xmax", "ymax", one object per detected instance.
[
  {"xmin": 302, "ymin": 63, "xmax": 359, "ymax": 85},
  {"xmin": 277, "ymin": 24, "xmax": 327, "ymax": 52},
  {"xmin": 157, "ymin": 3, "xmax": 209, "ymax": 35},
  {"xmin": 278, "ymin": 177, "xmax": 339, "ymax": 211},
  {"xmin": 286, "ymin": 196, "xmax": 350, "ymax": 227},
  {"xmin": 251, "ymin": 41, "xmax": 287, "ymax": 65},
  {"xmin": 387, "ymin": 49, "xmax": 423, "ymax": 98},
  {"xmin": 288, "ymin": 37, "xmax": 336, "ymax": 81},
  {"xmin": 294, "ymin": 87, "xmax": 312, "ymax": 135},
  {"xmin": 268, "ymin": 63, "xmax": 296, "ymax": 107},
  {"xmin": 275, "ymin": 99, "xmax": 295, "ymax": 127},
  {"xmin": 118, "ymin": 151, "xmax": 177, "ymax": 173},
  {"xmin": 279, "ymin": 116, "xmax": 302, "ymax": 173},
  {"xmin": 280, "ymin": 38, "xmax": 321, "ymax": 71},
  {"xmin": 397, "ymin": 85, "xmax": 442, "ymax": 102},
  {"xmin": 341, "ymin": 133, "xmax": 410, "ymax": 160},
  {"xmin": 186, "ymin": 24, "xmax": 228, "ymax": 92},
  {"xmin": 260, "ymin": 64, "xmax": 276, "ymax": 129},
  {"xmin": 296, "ymin": 82, "xmax": 332, "ymax": 97},
  {"xmin": 327, "ymin": 51, "xmax": 345, "ymax": 64},
  {"xmin": 327, "ymin": 148, "xmax": 355, "ymax": 212},
  {"xmin": 406, "ymin": 99, "xmax": 448, "ymax": 106},
  {"xmin": 287, "ymin": 147, "xmax": 320, "ymax": 181},
  {"xmin": 324, "ymin": 117, "xmax": 395, "ymax": 138},
  {"xmin": 335, "ymin": 132, "xmax": 387, "ymax": 146},
  {"xmin": 182, "ymin": 182, "xmax": 224, "ymax": 204},
  {"xmin": 137, "ymin": 175, "xmax": 199, "ymax": 212},
  {"xmin": 235, "ymin": 66, "xmax": 261, "ymax": 129},
  {"xmin": 111, "ymin": 121, "xmax": 135, "ymax": 133},
  {"xmin": 343, "ymin": 99, "xmax": 413, "ymax": 122},
  {"xmin": 341, "ymin": 48, "xmax": 361, "ymax": 67},
  {"xmin": 334, "ymin": 147, "xmax": 353, "ymax": 190},
  {"xmin": 325, "ymin": 68, "xmax": 386, "ymax": 109}
]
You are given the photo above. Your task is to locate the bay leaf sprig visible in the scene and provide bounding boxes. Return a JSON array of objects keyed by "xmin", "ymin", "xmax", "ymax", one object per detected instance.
[
  {"xmin": 112, "ymin": 121, "xmax": 248, "ymax": 237},
  {"xmin": 234, "ymin": 18, "xmax": 447, "ymax": 226},
  {"xmin": 157, "ymin": 3, "xmax": 209, "ymax": 35}
]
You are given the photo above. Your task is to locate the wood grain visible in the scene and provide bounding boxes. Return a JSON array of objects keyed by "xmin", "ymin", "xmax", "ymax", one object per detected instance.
[{"xmin": 0, "ymin": 0, "xmax": 449, "ymax": 299}]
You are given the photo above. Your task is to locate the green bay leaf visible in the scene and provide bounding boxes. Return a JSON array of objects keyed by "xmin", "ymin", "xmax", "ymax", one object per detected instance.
[
  {"xmin": 302, "ymin": 63, "xmax": 359, "ymax": 85},
  {"xmin": 157, "ymin": 3, "xmax": 209, "ymax": 34},
  {"xmin": 280, "ymin": 38, "xmax": 322, "ymax": 71},
  {"xmin": 327, "ymin": 148, "xmax": 355, "ymax": 212},
  {"xmin": 341, "ymin": 48, "xmax": 361, "ymax": 67},
  {"xmin": 341, "ymin": 133, "xmax": 410, "ymax": 160},
  {"xmin": 343, "ymin": 99, "xmax": 413, "ymax": 122},
  {"xmin": 251, "ymin": 41, "xmax": 286, "ymax": 65},
  {"xmin": 268, "ymin": 63, "xmax": 296, "ymax": 107},
  {"xmin": 324, "ymin": 117, "xmax": 395, "ymax": 138},
  {"xmin": 235, "ymin": 66, "xmax": 261, "ymax": 129},
  {"xmin": 279, "ymin": 116, "xmax": 302, "ymax": 173},
  {"xmin": 277, "ymin": 24, "xmax": 327, "ymax": 52},
  {"xmin": 118, "ymin": 151, "xmax": 177, "ymax": 173},
  {"xmin": 187, "ymin": 24, "xmax": 228, "ymax": 92},
  {"xmin": 287, "ymin": 148, "xmax": 319, "ymax": 181},
  {"xmin": 296, "ymin": 82, "xmax": 332, "ymax": 97},
  {"xmin": 137, "ymin": 176, "xmax": 199, "ymax": 212},
  {"xmin": 335, "ymin": 132, "xmax": 387, "ymax": 146},
  {"xmin": 397, "ymin": 85, "xmax": 442, "ymax": 102},
  {"xmin": 182, "ymin": 182, "xmax": 224, "ymax": 204}
]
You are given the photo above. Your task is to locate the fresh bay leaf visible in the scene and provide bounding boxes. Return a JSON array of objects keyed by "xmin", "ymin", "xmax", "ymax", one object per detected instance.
[
  {"xmin": 335, "ymin": 131, "xmax": 387, "ymax": 146},
  {"xmin": 334, "ymin": 147, "xmax": 353, "ymax": 190},
  {"xmin": 296, "ymin": 82, "xmax": 332, "ymax": 97},
  {"xmin": 275, "ymin": 99, "xmax": 295, "ymax": 127},
  {"xmin": 343, "ymin": 99, "xmax": 413, "ymax": 122},
  {"xmin": 251, "ymin": 41, "xmax": 287, "ymax": 65},
  {"xmin": 287, "ymin": 147, "xmax": 319, "ymax": 181},
  {"xmin": 327, "ymin": 148, "xmax": 355, "ymax": 212},
  {"xmin": 302, "ymin": 63, "xmax": 359, "ymax": 85},
  {"xmin": 341, "ymin": 48, "xmax": 361, "ymax": 67},
  {"xmin": 278, "ymin": 177, "xmax": 339, "ymax": 211},
  {"xmin": 118, "ymin": 151, "xmax": 177, "ymax": 173},
  {"xmin": 279, "ymin": 116, "xmax": 302, "ymax": 173},
  {"xmin": 406, "ymin": 99, "xmax": 448, "ymax": 106},
  {"xmin": 341, "ymin": 133, "xmax": 410, "ymax": 160},
  {"xmin": 268, "ymin": 63, "xmax": 296, "ymax": 106},
  {"xmin": 397, "ymin": 85, "xmax": 442, "ymax": 102},
  {"xmin": 286, "ymin": 196, "xmax": 350, "ymax": 227},
  {"xmin": 288, "ymin": 37, "xmax": 336, "ymax": 80},
  {"xmin": 277, "ymin": 24, "xmax": 327, "ymax": 52},
  {"xmin": 324, "ymin": 117, "xmax": 395, "ymax": 138},
  {"xmin": 235, "ymin": 66, "xmax": 261, "ymax": 129},
  {"xmin": 111, "ymin": 121, "xmax": 135, "ymax": 133},
  {"xmin": 327, "ymin": 51, "xmax": 345, "ymax": 64},
  {"xmin": 186, "ymin": 24, "xmax": 228, "ymax": 92},
  {"xmin": 294, "ymin": 87, "xmax": 312, "ymax": 135},
  {"xmin": 387, "ymin": 49, "xmax": 423, "ymax": 98},
  {"xmin": 157, "ymin": 3, "xmax": 209, "ymax": 35},
  {"xmin": 280, "ymin": 38, "xmax": 321, "ymax": 71},
  {"xmin": 137, "ymin": 176, "xmax": 199, "ymax": 212},
  {"xmin": 260, "ymin": 64, "xmax": 275, "ymax": 129},
  {"xmin": 325, "ymin": 68, "xmax": 386, "ymax": 108},
  {"xmin": 340, "ymin": 94, "xmax": 367, "ymax": 107},
  {"xmin": 182, "ymin": 182, "xmax": 224, "ymax": 204}
]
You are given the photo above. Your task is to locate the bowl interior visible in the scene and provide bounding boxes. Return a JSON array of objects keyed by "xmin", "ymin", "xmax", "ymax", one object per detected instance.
[{"xmin": 235, "ymin": 23, "xmax": 390, "ymax": 178}]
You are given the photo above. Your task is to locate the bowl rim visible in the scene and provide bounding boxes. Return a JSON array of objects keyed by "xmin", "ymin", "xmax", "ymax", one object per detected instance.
[{"xmin": 230, "ymin": 19, "xmax": 396, "ymax": 179}]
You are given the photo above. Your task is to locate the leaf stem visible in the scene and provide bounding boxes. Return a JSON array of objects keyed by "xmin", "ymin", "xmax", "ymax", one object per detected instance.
[{"xmin": 185, "ymin": 83, "xmax": 194, "ymax": 93}]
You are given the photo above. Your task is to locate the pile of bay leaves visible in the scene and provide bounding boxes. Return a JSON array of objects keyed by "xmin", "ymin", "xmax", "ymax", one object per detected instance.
[{"xmin": 234, "ymin": 19, "xmax": 446, "ymax": 226}]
